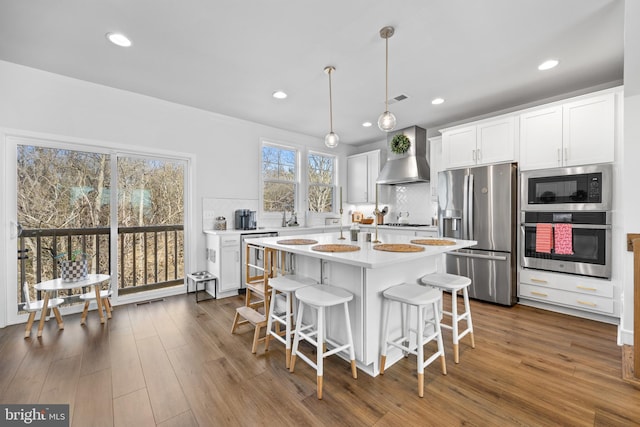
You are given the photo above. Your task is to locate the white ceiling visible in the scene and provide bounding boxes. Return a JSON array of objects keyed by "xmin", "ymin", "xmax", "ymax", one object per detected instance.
[{"xmin": 0, "ymin": 0, "xmax": 624, "ymax": 146}]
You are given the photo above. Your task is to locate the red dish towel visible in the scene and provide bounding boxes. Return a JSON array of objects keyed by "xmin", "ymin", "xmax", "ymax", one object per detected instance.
[
  {"xmin": 535, "ymin": 223, "xmax": 553, "ymax": 253},
  {"xmin": 554, "ymin": 223, "xmax": 574, "ymax": 255}
]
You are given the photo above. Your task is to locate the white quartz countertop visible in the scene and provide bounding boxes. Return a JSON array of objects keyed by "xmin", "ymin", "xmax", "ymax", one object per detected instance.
[
  {"xmin": 245, "ymin": 232, "xmax": 476, "ymax": 269},
  {"xmin": 203, "ymin": 224, "xmax": 438, "ymax": 236},
  {"xmin": 203, "ymin": 225, "xmax": 331, "ymax": 235}
]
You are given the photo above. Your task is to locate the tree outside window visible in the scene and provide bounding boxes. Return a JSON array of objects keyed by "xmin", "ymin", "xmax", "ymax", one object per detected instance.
[
  {"xmin": 262, "ymin": 145, "xmax": 297, "ymax": 212},
  {"xmin": 308, "ymin": 152, "xmax": 335, "ymax": 213}
]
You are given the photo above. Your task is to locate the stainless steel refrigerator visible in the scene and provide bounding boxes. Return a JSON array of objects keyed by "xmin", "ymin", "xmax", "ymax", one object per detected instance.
[{"xmin": 438, "ymin": 162, "xmax": 517, "ymax": 306}]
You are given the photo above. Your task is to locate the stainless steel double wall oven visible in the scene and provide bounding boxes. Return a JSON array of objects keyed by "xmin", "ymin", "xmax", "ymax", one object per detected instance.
[{"xmin": 520, "ymin": 164, "xmax": 612, "ymax": 279}]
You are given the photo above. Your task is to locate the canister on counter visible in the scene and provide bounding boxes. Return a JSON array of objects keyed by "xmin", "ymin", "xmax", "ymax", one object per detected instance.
[{"xmin": 214, "ymin": 216, "xmax": 227, "ymax": 230}]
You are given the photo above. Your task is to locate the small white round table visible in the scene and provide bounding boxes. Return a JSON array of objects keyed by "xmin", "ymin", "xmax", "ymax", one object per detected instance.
[{"xmin": 34, "ymin": 274, "xmax": 111, "ymax": 337}]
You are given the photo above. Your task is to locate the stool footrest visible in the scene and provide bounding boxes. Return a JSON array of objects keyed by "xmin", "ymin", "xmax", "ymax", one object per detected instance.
[{"xmin": 236, "ymin": 306, "xmax": 266, "ymax": 326}]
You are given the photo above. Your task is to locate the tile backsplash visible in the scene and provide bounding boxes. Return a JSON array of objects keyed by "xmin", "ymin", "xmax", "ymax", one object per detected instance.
[{"xmin": 392, "ymin": 182, "xmax": 435, "ymax": 224}]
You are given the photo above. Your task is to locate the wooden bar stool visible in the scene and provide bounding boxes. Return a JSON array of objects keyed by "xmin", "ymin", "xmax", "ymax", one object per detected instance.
[
  {"xmin": 380, "ymin": 283, "xmax": 447, "ymax": 397},
  {"xmin": 289, "ymin": 284, "xmax": 357, "ymax": 400},
  {"xmin": 420, "ymin": 273, "xmax": 475, "ymax": 363},
  {"xmin": 264, "ymin": 274, "xmax": 317, "ymax": 368}
]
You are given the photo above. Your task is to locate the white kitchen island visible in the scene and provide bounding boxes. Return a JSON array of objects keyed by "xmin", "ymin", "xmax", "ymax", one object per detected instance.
[{"xmin": 245, "ymin": 232, "xmax": 476, "ymax": 377}]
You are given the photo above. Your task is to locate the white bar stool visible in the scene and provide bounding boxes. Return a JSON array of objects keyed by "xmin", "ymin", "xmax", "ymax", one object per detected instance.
[
  {"xmin": 290, "ymin": 284, "xmax": 357, "ymax": 400},
  {"xmin": 264, "ymin": 274, "xmax": 317, "ymax": 368},
  {"xmin": 380, "ymin": 283, "xmax": 447, "ymax": 398},
  {"xmin": 420, "ymin": 272, "xmax": 475, "ymax": 363}
]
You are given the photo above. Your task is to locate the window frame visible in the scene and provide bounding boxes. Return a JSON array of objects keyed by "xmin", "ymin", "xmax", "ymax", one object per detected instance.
[
  {"xmin": 307, "ymin": 150, "xmax": 337, "ymax": 215},
  {"xmin": 260, "ymin": 141, "xmax": 300, "ymax": 218}
]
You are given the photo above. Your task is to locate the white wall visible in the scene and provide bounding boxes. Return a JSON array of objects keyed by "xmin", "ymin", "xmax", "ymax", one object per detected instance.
[
  {"xmin": 0, "ymin": 60, "xmax": 351, "ymax": 326},
  {"xmin": 620, "ymin": 0, "xmax": 640, "ymax": 344}
]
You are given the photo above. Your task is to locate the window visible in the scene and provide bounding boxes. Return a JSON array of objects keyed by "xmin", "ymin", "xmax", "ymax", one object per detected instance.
[
  {"xmin": 262, "ymin": 144, "xmax": 298, "ymax": 212},
  {"xmin": 308, "ymin": 152, "xmax": 335, "ymax": 213}
]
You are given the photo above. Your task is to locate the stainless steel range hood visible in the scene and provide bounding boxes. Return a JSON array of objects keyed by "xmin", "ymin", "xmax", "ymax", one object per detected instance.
[{"xmin": 376, "ymin": 126, "xmax": 430, "ymax": 184}]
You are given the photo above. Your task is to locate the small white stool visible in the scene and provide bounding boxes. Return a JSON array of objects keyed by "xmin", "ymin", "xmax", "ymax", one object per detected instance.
[
  {"xmin": 380, "ymin": 283, "xmax": 447, "ymax": 398},
  {"xmin": 420, "ymin": 273, "xmax": 475, "ymax": 363},
  {"xmin": 290, "ymin": 284, "xmax": 357, "ymax": 400},
  {"xmin": 264, "ymin": 274, "xmax": 317, "ymax": 368}
]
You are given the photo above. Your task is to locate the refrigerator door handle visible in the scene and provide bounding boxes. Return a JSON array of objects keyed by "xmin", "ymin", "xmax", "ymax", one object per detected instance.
[
  {"xmin": 462, "ymin": 174, "xmax": 469, "ymax": 240},
  {"xmin": 467, "ymin": 173, "xmax": 474, "ymax": 240},
  {"xmin": 448, "ymin": 251, "xmax": 508, "ymax": 262}
]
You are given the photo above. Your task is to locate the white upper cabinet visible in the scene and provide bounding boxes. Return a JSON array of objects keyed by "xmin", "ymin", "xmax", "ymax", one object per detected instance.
[
  {"xmin": 442, "ymin": 126, "xmax": 476, "ymax": 169},
  {"xmin": 347, "ymin": 149, "xmax": 380, "ymax": 204},
  {"xmin": 428, "ymin": 136, "xmax": 442, "ymax": 201},
  {"xmin": 442, "ymin": 116, "xmax": 516, "ymax": 169},
  {"xmin": 563, "ymin": 93, "xmax": 615, "ymax": 167},
  {"xmin": 519, "ymin": 92, "xmax": 616, "ymax": 170},
  {"xmin": 519, "ymin": 106, "xmax": 563, "ymax": 170}
]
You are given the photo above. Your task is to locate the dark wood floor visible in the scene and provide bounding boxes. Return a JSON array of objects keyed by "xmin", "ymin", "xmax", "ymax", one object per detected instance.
[{"xmin": 1, "ymin": 292, "xmax": 639, "ymax": 426}]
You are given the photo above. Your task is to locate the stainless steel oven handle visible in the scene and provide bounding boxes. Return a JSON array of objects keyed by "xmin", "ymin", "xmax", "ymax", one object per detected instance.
[
  {"xmin": 521, "ymin": 223, "xmax": 611, "ymax": 230},
  {"xmin": 448, "ymin": 251, "xmax": 508, "ymax": 261}
]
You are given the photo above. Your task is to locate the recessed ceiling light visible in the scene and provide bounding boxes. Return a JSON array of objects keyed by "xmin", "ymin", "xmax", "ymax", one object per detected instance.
[
  {"xmin": 106, "ymin": 32, "xmax": 132, "ymax": 47},
  {"xmin": 272, "ymin": 90, "xmax": 287, "ymax": 99},
  {"xmin": 362, "ymin": 122, "xmax": 372, "ymax": 127},
  {"xmin": 431, "ymin": 98, "xmax": 445, "ymax": 105},
  {"xmin": 538, "ymin": 59, "xmax": 559, "ymax": 71}
]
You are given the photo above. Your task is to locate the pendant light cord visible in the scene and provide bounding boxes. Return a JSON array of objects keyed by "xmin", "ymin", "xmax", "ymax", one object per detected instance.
[
  {"xmin": 385, "ymin": 35, "xmax": 389, "ymax": 112},
  {"xmin": 328, "ymin": 68, "xmax": 334, "ymax": 132}
]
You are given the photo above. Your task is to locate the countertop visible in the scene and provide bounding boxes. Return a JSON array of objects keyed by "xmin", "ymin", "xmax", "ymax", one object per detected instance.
[
  {"xmin": 244, "ymin": 232, "xmax": 476, "ymax": 269},
  {"xmin": 203, "ymin": 224, "xmax": 438, "ymax": 236}
]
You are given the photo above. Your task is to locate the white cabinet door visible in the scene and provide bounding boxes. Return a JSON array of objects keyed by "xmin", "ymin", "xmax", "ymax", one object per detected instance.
[
  {"xmin": 563, "ymin": 93, "xmax": 615, "ymax": 167},
  {"xmin": 347, "ymin": 153, "xmax": 368, "ymax": 203},
  {"xmin": 219, "ymin": 244, "xmax": 240, "ymax": 292},
  {"xmin": 347, "ymin": 150, "xmax": 380, "ymax": 204},
  {"xmin": 442, "ymin": 126, "xmax": 476, "ymax": 169},
  {"xmin": 367, "ymin": 149, "xmax": 380, "ymax": 203},
  {"xmin": 519, "ymin": 106, "xmax": 563, "ymax": 170},
  {"xmin": 476, "ymin": 117, "xmax": 516, "ymax": 165},
  {"xmin": 428, "ymin": 136, "xmax": 442, "ymax": 201}
]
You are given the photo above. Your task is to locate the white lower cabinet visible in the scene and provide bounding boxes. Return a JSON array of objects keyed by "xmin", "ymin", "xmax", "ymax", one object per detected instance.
[
  {"xmin": 519, "ymin": 269, "xmax": 617, "ymax": 317},
  {"xmin": 206, "ymin": 234, "xmax": 241, "ymax": 294}
]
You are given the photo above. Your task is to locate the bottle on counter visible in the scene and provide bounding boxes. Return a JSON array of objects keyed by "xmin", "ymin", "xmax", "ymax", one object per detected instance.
[{"xmin": 350, "ymin": 222, "xmax": 360, "ymax": 241}]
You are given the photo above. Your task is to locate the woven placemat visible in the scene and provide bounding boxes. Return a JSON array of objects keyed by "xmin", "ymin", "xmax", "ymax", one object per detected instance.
[
  {"xmin": 410, "ymin": 239, "xmax": 457, "ymax": 246},
  {"xmin": 276, "ymin": 239, "xmax": 319, "ymax": 245},
  {"xmin": 373, "ymin": 243, "xmax": 425, "ymax": 253},
  {"xmin": 311, "ymin": 244, "xmax": 361, "ymax": 253}
]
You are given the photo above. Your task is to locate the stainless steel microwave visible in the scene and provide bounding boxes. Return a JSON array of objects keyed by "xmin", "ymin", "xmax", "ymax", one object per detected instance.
[{"xmin": 521, "ymin": 164, "xmax": 612, "ymax": 211}]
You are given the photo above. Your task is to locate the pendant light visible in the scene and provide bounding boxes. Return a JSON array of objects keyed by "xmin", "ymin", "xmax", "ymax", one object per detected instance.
[
  {"xmin": 378, "ymin": 26, "xmax": 396, "ymax": 132},
  {"xmin": 324, "ymin": 65, "xmax": 339, "ymax": 148}
]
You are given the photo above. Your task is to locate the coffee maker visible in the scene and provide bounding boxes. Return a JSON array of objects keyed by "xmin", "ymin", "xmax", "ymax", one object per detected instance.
[{"xmin": 235, "ymin": 209, "xmax": 257, "ymax": 230}]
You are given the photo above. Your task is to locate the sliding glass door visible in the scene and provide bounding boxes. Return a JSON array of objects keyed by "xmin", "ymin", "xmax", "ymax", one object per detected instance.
[{"xmin": 8, "ymin": 135, "xmax": 187, "ymax": 324}]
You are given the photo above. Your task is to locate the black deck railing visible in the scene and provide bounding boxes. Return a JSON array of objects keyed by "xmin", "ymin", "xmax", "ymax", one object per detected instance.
[{"xmin": 17, "ymin": 225, "xmax": 184, "ymax": 306}]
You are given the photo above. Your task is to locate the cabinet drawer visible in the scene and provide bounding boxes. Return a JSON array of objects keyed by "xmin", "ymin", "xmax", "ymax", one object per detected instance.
[
  {"xmin": 220, "ymin": 235, "xmax": 240, "ymax": 247},
  {"xmin": 520, "ymin": 270, "xmax": 613, "ymax": 298},
  {"xmin": 519, "ymin": 283, "xmax": 614, "ymax": 315}
]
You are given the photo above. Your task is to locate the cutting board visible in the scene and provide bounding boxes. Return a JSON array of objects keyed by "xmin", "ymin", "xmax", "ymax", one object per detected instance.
[
  {"xmin": 277, "ymin": 239, "xmax": 318, "ymax": 245},
  {"xmin": 410, "ymin": 239, "xmax": 456, "ymax": 246},
  {"xmin": 312, "ymin": 244, "xmax": 361, "ymax": 253},
  {"xmin": 373, "ymin": 243, "xmax": 425, "ymax": 253}
]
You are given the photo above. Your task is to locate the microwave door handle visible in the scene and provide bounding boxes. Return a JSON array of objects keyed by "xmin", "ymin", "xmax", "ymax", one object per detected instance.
[{"xmin": 467, "ymin": 173, "xmax": 474, "ymax": 240}]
